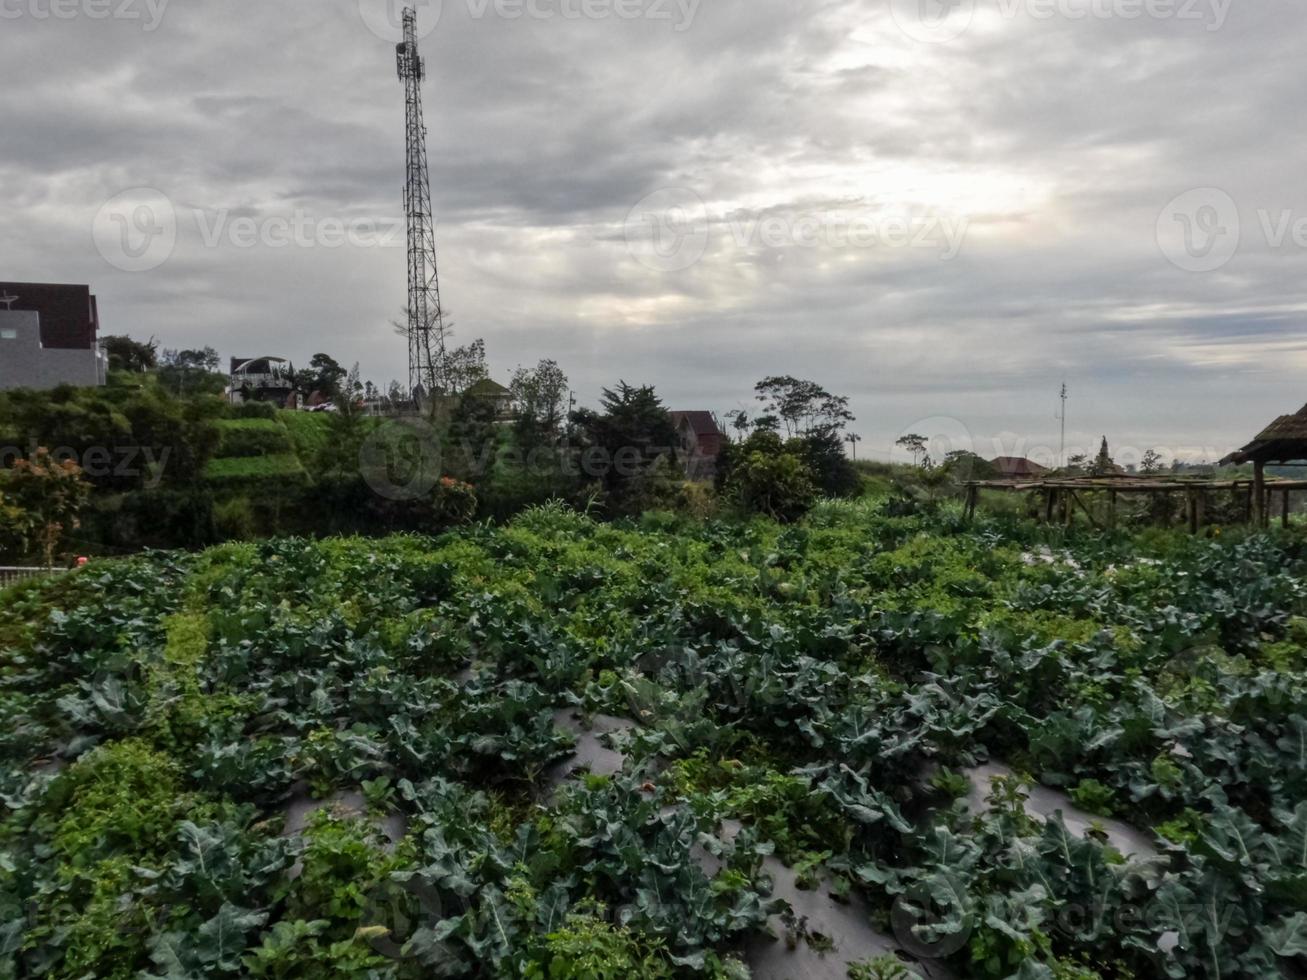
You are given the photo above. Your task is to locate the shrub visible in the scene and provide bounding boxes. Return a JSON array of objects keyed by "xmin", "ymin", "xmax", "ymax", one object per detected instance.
[
  {"xmin": 793, "ymin": 429, "xmax": 860, "ymax": 498},
  {"xmin": 434, "ymin": 477, "xmax": 478, "ymax": 525},
  {"xmin": 214, "ymin": 496, "xmax": 258, "ymax": 540},
  {"xmin": 724, "ymin": 432, "xmax": 816, "ymax": 522},
  {"xmin": 232, "ymin": 400, "xmax": 279, "ymax": 420}
]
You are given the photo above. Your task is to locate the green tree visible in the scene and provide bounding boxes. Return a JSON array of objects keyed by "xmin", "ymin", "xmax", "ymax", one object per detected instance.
[
  {"xmin": 725, "ymin": 430, "xmax": 817, "ymax": 522},
  {"xmin": 1141, "ymin": 448, "xmax": 1163, "ymax": 475},
  {"xmin": 510, "ymin": 359, "xmax": 569, "ymax": 449},
  {"xmin": 571, "ymin": 382, "xmax": 680, "ymax": 514},
  {"xmin": 101, "ymin": 335, "xmax": 158, "ymax": 373},
  {"xmin": 1093, "ymin": 437, "xmax": 1116, "ymax": 476},
  {"xmin": 796, "ymin": 428, "xmax": 860, "ymax": 498},
  {"xmin": 309, "ymin": 354, "xmax": 348, "ymax": 401},
  {"xmin": 441, "ymin": 339, "xmax": 490, "ymax": 396},
  {"xmin": 446, "ymin": 386, "xmax": 500, "ymax": 483},
  {"xmin": 942, "ymin": 450, "xmax": 996, "ymax": 482},
  {"xmin": 159, "ymin": 348, "xmax": 225, "ymax": 396},
  {"xmin": 725, "ymin": 410, "xmax": 751, "ymax": 442},
  {"xmin": 754, "ymin": 376, "xmax": 854, "ymax": 438},
  {"xmin": 896, "ymin": 434, "xmax": 928, "ymax": 467}
]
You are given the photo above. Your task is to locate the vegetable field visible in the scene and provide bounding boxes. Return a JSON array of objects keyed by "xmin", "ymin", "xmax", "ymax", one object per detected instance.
[{"xmin": 2, "ymin": 500, "xmax": 1307, "ymax": 978}]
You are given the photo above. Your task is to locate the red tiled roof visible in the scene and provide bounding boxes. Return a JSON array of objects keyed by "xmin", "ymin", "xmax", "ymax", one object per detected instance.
[{"xmin": 670, "ymin": 411, "xmax": 723, "ymax": 437}]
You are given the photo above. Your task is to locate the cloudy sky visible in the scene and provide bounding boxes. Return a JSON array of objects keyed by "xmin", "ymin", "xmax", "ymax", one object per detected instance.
[{"xmin": 3, "ymin": 0, "xmax": 1305, "ymax": 463}]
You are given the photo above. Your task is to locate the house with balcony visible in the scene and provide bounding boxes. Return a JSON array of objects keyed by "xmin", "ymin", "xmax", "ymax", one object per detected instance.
[{"xmin": 0, "ymin": 282, "xmax": 108, "ymax": 391}]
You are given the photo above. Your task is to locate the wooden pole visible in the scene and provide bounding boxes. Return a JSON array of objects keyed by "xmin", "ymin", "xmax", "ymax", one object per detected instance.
[
  {"xmin": 1108, "ymin": 491, "xmax": 1118, "ymax": 529},
  {"xmin": 1283, "ymin": 490, "xmax": 1291, "ymax": 529},
  {"xmin": 1044, "ymin": 490, "xmax": 1055, "ymax": 523},
  {"xmin": 1187, "ymin": 489, "xmax": 1198, "ymax": 534},
  {"xmin": 1253, "ymin": 462, "xmax": 1266, "ymax": 528}
]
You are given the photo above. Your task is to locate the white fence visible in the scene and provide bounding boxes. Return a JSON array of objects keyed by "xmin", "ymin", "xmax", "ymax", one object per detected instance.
[{"xmin": 0, "ymin": 567, "xmax": 56, "ymax": 589}]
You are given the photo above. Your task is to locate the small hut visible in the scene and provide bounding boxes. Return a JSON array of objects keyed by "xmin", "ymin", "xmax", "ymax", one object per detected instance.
[{"xmin": 1223, "ymin": 403, "xmax": 1307, "ymax": 526}]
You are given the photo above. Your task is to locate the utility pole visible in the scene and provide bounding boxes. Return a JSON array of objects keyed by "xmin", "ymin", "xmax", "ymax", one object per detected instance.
[
  {"xmin": 396, "ymin": 6, "xmax": 447, "ymax": 400},
  {"xmin": 1057, "ymin": 382, "xmax": 1068, "ymax": 468}
]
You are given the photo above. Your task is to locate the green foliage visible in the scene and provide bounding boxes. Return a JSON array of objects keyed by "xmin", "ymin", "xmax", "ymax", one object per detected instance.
[
  {"xmin": 0, "ymin": 447, "xmax": 92, "ymax": 566},
  {"xmin": 214, "ymin": 418, "xmax": 294, "ymax": 458},
  {"xmin": 848, "ymin": 956, "xmax": 915, "ymax": 979},
  {"xmin": 2, "ymin": 506, "xmax": 1307, "ymax": 977},
  {"xmin": 100, "ymin": 334, "xmax": 159, "ymax": 373},
  {"xmin": 724, "ymin": 431, "xmax": 816, "ymax": 522},
  {"xmin": 1069, "ymin": 778, "xmax": 1116, "ymax": 817},
  {"xmin": 204, "ymin": 454, "xmax": 308, "ymax": 486},
  {"xmin": 522, "ymin": 909, "xmax": 673, "ymax": 979},
  {"xmin": 570, "ymin": 381, "xmax": 681, "ymax": 515}
]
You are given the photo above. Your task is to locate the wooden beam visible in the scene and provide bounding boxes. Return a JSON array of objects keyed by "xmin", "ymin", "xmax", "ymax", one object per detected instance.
[
  {"xmin": 1254, "ymin": 461, "xmax": 1266, "ymax": 528},
  {"xmin": 1108, "ymin": 491, "xmax": 1118, "ymax": 529},
  {"xmin": 1284, "ymin": 490, "xmax": 1291, "ymax": 530},
  {"xmin": 1069, "ymin": 491, "xmax": 1101, "ymax": 529}
]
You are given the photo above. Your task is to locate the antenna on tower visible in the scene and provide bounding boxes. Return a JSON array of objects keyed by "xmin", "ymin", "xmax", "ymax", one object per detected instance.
[{"xmin": 396, "ymin": 6, "xmax": 447, "ymax": 401}]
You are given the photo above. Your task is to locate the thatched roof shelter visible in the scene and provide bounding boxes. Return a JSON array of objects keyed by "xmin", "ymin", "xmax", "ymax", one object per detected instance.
[{"xmin": 1224, "ymin": 404, "xmax": 1307, "ymax": 465}]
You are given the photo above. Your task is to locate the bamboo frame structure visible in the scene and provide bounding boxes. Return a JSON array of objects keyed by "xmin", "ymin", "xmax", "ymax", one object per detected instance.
[{"xmin": 963, "ymin": 473, "xmax": 1307, "ymax": 531}]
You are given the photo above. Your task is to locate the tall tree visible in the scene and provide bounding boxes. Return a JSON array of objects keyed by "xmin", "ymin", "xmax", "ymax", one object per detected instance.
[
  {"xmin": 754, "ymin": 376, "xmax": 854, "ymax": 438},
  {"xmin": 309, "ymin": 354, "xmax": 348, "ymax": 401},
  {"xmin": 725, "ymin": 409, "xmax": 751, "ymax": 442},
  {"xmin": 442, "ymin": 339, "xmax": 489, "ymax": 396},
  {"xmin": 571, "ymin": 382, "xmax": 679, "ymax": 512},
  {"xmin": 510, "ymin": 359, "xmax": 569, "ymax": 447},
  {"xmin": 1093, "ymin": 437, "xmax": 1116, "ymax": 476},
  {"xmin": 896, "ymin": 433, "xmax": 929, "ymax": 467}
]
